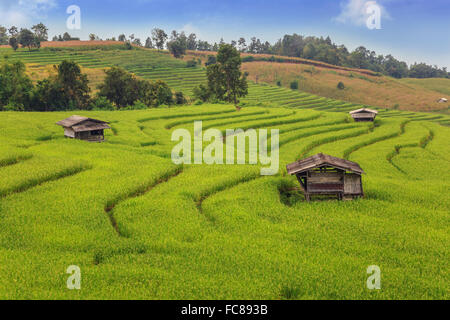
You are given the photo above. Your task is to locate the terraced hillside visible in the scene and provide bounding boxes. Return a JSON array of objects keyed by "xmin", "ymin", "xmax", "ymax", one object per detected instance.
[
  {"xmin": 243, "ymin": 82, "xmax": 450, "ymax": 126},
  {"xmin": 0, "ymin": 46, "xmax": 206, "ymax": 96},
  {"xmin": 0, "ymin": 104, "xmax": 448, "ymax": 299}
]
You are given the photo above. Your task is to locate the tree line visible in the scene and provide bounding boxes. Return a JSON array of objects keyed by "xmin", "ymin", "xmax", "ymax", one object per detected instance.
[
  {"xmin": 117, "ymin": 28, "xmax": 448, "ymax": 80},
  {"xmin": 1, "ymin": 23, "xmax": 447, "ymax": 79},
  {"xmin": 0, "ymin": 60, "xmax": 183, "ymax": 112}
]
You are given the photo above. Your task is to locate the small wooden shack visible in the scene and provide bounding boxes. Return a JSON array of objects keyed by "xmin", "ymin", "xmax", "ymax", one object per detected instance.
[
  {"xmin": 56, "ymin": 115, "xmax": 110, "ymax": 142},
  {"xmin": 349, "ymin": 108, "xmax": 378, "ymax": 122},
  {"xmin": 287, "ymin": 153, "xmax": 365, "ymax": 201}
]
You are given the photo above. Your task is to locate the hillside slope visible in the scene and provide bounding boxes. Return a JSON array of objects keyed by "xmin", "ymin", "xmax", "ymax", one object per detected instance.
[
  {"xmin": 1, "ymin": 42, "xmax": 448, "ymax": 113},
  {"xmin": 240, "ymin": 62, "xmax": 449, "ymax": 113},
  {"xmin": 0, "ymin": 105, "xmax": 448, "ymax": 299}
]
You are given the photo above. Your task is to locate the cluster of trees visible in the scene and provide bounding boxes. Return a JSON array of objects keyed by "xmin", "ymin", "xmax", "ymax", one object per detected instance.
[
  {"xmin": 98, "ymin": 66, "xmax": 176, "ymax": 108},
  {"xmin": 52, "ymin": 32, "xmax": 80, "ymax": 42},
  {"xmin": 1, "ymin": 23, "xmax": 48, "ymax": 51},
  {"xmin": 231, "ymin": 34, "xmax": 449, "ymax": 79},
  {"xmin": 132, "ymin": 28, "xmax": 447, "ymax": 79},
  {"xmin": 193, "ymin": 44, "xmax": 248, "ymax": 108},
  {"xmin": 0, "ymin": 60, "xmax": 183, "ymax": 112}
]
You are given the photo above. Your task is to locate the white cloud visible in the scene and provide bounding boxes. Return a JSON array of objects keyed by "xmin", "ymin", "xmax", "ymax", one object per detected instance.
[
  {"xmin": 334, "ymin": 0, "xmax": 391, "ymax": 26},
  {"xmin": 0, "ymin": 0, "xmax": 56, "ymax": 26},
  {"xmin": 181, "ymin": 23, "xmax": 201, "ymax": 37}
]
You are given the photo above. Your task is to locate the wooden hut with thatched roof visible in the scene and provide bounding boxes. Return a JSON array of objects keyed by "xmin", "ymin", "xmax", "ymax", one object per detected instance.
[
  {"xmin": 287, "ymin": 153, "xmax": 365, "ymax": 201},
  {"xmin": 56, "ymin": 116, "xmax": 110, "ymax": 142},
  {"xmin": 349, "ymin": 108, "xmax": 378, "ymax": 122}
]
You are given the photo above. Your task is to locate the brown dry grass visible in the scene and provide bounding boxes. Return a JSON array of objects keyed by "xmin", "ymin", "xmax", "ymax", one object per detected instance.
[
  {"xmin": 186, "ymin": 50, "xmax": 378, "ymax": 76},
  {"xmin": 241, "ymin": 61, "xmax": 449, "ymax": 112}
]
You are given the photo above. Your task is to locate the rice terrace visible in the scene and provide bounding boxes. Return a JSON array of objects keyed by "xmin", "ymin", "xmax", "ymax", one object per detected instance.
[{"xmin": 0, "ymin": 0, "xmax": 449, "ymax": 303}]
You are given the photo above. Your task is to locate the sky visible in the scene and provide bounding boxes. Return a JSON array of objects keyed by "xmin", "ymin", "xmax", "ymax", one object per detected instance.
[{"xmin": 1, "ymin": 0, "xmax": 449, "ymax": 69}]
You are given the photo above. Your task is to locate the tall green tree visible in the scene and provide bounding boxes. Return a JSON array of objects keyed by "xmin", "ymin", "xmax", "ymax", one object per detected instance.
[
  {"xmin": 0, "ymin": 26, "xmax": 8, "ymax": 45},
  {"xmin": 203, "ymin": 44, "xmax": 248, "ymax": 108},
  {"xmin": 18, "ymin": 28, "xmax": 40, "ymax": 50},
  {"xmin": 31, "ymin": 23, "xmax": 48, "ymax": 42},
  {"xmin": 167, "ymin": 31, "xmax": 187, "ymax": 58},
  {"xmin": 9, "ymin": 37, "xmax": 19, "ymax": 51},
  {"xmin": 151, "ymin": 28, "xmax": 168, "ymax": 51},
  {"xmin": 0, "ymin": 61, "xmax": 34, "ymax": 110},
  {"xmin": 145, "ymin": 37, "xmax": 153, "ymax": 48}
]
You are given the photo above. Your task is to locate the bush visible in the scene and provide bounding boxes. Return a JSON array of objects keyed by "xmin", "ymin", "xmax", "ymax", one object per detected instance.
[
  {"xmin": 337, "ymin": 81, "xmax": 345, "ymax": 90},
  {"xmin": 89, "ymin": 96, "xmax": 116, "ymax": 110},
  {"xmin": 290, "ymin": 80, "xmax": 299, "ymax": 90},
  {"xmin": 175, "ymin": 92, "xmax": 187, "ymax": 105},
  {"xmin": 205, "ymin": 55, "xmax": 217, "ymax": 66},
  {"xmin": 186, "ymin": 60, "xmax": 197, "ymax": 68},
  {"xmin": 129, "ymin": 100, "xmax": 148, "ymax": 110},
  {"xmin": 124, "ymin": 42, "xmax": 132, "ymax": 50},
  {"xmin": 193, "ymin": 84, "xmax": 211, "ymax": 102},
  {"xmin": 242, "ymin": 56, "xmax": 255, "ymax": 63},
  {"xmin": 276, "ymin": 80, "xmax": 282, "ymax": 87}
]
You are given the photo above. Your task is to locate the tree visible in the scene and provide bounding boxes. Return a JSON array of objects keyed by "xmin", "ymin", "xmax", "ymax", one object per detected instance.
[
  {"xmin": 32, "ymin": 23, "xmax": 48, "ymax": 42},
  {"xmin": 118, "ymin": 34, "xmax": 126, "ymax": 42},
  {"xmin": 0, "ymin": 26, "xmax": 8, "ymax": 45},
  {"xmin": 89, "ymin": 34, "xmax": 97, "ymax": 41},
  {"xmin": 205, "ymin": 55, "xmax": 217, "ymax": 66},
  {"xmin": 152, "ymin": 28, "xmax": 168, "ymax": 51},
  {"xmin": 133, "ymin": 38, "xmax": 142, "ymax": 46},
  {"xmin": 18, "ymin": 28, "xmax": 39, "ymax": 51},
  {"xmin": 145, "ymin": 37, "xmax": 153, "ymax": 48},
  {"xmin": 167, "ymin": 31, "xmax": 187, "ymax": 58},
  {"xmin": 8, "ymin": 26, "xmax": 18, "ymax": 37},
  {"xmin": 199, "ymin": 44, "xmax": 248, "ymax": 108},
  {"xmin": 98, "ymin": 66, "xmax": 173, "ymax": 108},
  {"xmin": 9, "ymin": 37, "xmax": 19, "ymax": 51},
  {"xmin": 238, "ymin": 38, "xmax": 246, "ymax": 52},
  {"xmin": 187, "ymin": 33, "xmax": 197, "ymax": 50},
  {"xmin": 63, "ymin": 32, "xmax": 72, "ymax": 41},
  {"xmin": 98, "ymin": 67, "xmax": 136, "ymax": 108},
  {"xmin": 0, "ymin": 61, "xmax": 34, "ymax": 110},
  {"xmin": 34, "ymin": 61, "xmax": 89, "ymax": 110},
  {"xmin": 290, "ymin": 80, "xmax": 299, "ymax": 90}
]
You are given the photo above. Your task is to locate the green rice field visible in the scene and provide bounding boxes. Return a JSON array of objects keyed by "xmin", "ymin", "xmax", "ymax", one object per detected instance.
[
  {"xmin": 0, "ymin": 45, "xmax": 449, "ymax": 300},
  {"xmin": 0, "ymin": 103, "xmax": 449, "ymax": 299}
]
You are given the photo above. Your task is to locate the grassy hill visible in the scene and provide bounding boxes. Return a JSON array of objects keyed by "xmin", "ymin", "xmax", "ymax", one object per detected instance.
[
  {"xmin": 2, "ymin": 42, "xmax": 448, "ymax": 114},
  {"xmin": 186, "ymin": 50, "xmax": 449, "ymax": 113},
  {"xmin": 241, "ymin": 62, "xmax": 449, "ymax": 113},
  {"xmin": 399, "ymin": 78, "xmax": 450, "ymax": 96},
  {"xmin": 1, "ymin": 43, "xmax": 449, "ymax": 299},
  {"xmin": 0, "ymin": 104, "xmax": 449, "ymax": 299},
  {"xmin": 0, "ymin": 44, "xmax": 206, "ymax": 96}
]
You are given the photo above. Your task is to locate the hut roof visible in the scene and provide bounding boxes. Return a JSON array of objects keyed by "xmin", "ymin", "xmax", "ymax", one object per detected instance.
[
  {"xmin": 287, "ymin": 153, "xmax": 365, "ymax": 175},
  {"xmin": 349, "ymin": 108, "xmax": 378, "ymax": 115},
  {"xmin": 56, "ymin": 116, "xmax": 110, "ymax": 132}
]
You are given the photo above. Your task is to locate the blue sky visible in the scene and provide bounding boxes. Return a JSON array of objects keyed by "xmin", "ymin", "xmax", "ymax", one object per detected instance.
[{"xmin": 1, "ymin": 0, "xmax": 449, "ymax": 68}]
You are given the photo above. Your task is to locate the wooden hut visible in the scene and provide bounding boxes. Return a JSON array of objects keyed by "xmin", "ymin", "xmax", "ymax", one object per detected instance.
[
  {"xmin": 349, "ymin": 108, "xmax": 378, "ymax": 122},
  {"xmin": 56, "ymin": 116, "xmax": 110, "ymax": 142},
  {"xmin": 287, "ymin": 153, "xmax": 365, "ymax": 201}
]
